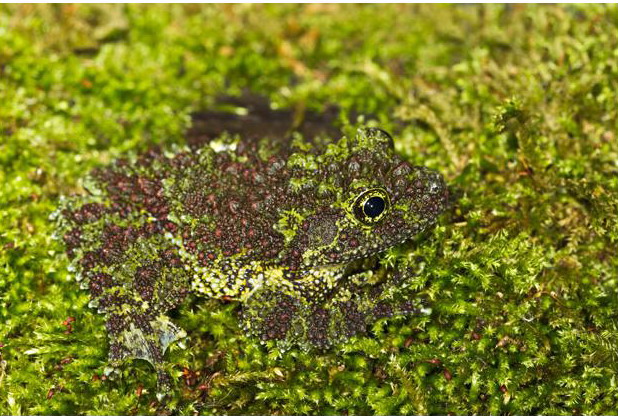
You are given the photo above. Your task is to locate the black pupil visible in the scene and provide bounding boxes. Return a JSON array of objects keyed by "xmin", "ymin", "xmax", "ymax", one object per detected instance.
[{"xmin": 363, "ymin": 196, "xmax": 385, "ymax": 218}]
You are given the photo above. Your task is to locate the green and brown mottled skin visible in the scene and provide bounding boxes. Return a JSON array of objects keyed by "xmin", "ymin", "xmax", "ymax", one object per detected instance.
[{"xmin": 53, "ymin": 128, "xmax": 447, "ymax": 388}]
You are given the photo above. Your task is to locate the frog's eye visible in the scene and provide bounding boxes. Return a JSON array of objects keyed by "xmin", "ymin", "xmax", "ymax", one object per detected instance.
[{"xmin": 352, "ymin": 188, "xmax": 391, "ymax": 225}]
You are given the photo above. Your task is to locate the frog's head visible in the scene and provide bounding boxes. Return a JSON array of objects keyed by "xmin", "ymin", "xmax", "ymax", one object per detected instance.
[{"xmin": 286, "ymin": 128, "xmax": 448, "ymax": 270}]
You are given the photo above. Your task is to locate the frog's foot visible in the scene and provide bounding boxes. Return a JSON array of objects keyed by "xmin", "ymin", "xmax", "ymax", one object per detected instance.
[
  {"xmin": 106, "ymin": 312, "xmax": 186, "ymax": 391},
  {"xmin": 240, "ymin": 290, "xmax": 304, "ymax": 346},
  {"xmin": 240, "ymin": 287, "xmax": 370, "ymax": 349},
  {"xmin": 332, "ymin": 265, "xmax": 428, "ymax": 323}
]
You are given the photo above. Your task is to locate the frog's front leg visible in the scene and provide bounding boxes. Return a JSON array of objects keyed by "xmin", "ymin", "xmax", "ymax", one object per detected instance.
[
  {"xmin": 239, "ymin": 266, "xmax": 347, "ymax": 347},
  {"xmin": 240, "ymin": 263, "xmax": 428, "ymax": 349},
  {"xmin": 288, "ymin": 265, "xmax": 345, "ymax": 303}
]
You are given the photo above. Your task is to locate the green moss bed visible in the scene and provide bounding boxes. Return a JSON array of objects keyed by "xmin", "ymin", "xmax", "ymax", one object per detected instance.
[{"xmin": 1, "ymin": 4, "xmax": 617, "ymax": 415}]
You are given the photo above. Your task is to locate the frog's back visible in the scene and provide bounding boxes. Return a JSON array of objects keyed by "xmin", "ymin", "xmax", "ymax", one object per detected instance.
[
  {"xmin": 167, "ymin": 141, "xmax": 296, "ymax": 269},
  {"xmin": 59, "ymin": 139, "xmax": 303, "ymax": 299}
]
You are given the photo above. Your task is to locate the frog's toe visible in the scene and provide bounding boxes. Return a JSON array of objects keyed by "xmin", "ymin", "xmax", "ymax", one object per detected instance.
[
  {"xmin": 240, "ymin": 289, "xmax": 357, "ymax": 349},
  {"xmin": 241, "ymin": 292, "xmax": 303, "ymax": 344},
  {"xmin": 106, "ymin": 312, "xmax": 185, "ymax": 390}
]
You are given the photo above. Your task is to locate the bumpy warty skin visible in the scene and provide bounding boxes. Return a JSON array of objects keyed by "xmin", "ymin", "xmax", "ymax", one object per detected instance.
[{"xmin": 54, "ymin": 128, "xmax": 448, "ymax": 387}]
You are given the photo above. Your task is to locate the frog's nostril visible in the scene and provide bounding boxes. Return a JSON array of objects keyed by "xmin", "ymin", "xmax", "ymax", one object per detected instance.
[
  {"xmin": 422, "ymin": 171, "xmax": 448, "ymax": 210},
  {"xmin": 427, "ymin": 174, "xmax": 443, "ymax": 194},
  {"xmin": 432, "ymin": 174, "xmax": 449, "ymax": 207}
]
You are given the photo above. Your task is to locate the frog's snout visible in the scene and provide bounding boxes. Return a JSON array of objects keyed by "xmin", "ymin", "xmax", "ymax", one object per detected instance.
[
  {"xmin": 427, "ymin": 170, "xmax": 449, "ymax": 212},
  {"xmin": 408, "ymin": 167, "xmax": 448, "ymax": 217},
  {"xmin": 429, "ymin": 170, "xmax": 448, "ymax": 199},
  {"xmin": 425, "ymin": 170, "xmax": 445, "ymax": 195}
]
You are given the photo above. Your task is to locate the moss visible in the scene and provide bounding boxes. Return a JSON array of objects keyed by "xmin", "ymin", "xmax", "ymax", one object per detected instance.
[{"xmin": 1, "ymin": 4, "xmax": 617, "ymax": 415}]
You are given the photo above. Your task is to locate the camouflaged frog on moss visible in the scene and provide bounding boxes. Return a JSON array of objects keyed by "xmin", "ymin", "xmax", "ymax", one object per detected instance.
[{"xmin": 53, "ymin": 128, "xmax": 448, "ymax": 388}]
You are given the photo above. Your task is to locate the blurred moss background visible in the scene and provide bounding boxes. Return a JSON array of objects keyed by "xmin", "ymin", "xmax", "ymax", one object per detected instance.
[{"xmin": 1, "ymin": 4, "xmax": 617, "ymax": 415}]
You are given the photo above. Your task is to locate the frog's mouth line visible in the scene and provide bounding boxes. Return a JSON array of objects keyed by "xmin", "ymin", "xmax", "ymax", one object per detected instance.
[{"xmin": 342, "ymin": 255, "xmax": 382, "ymax": 277}]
